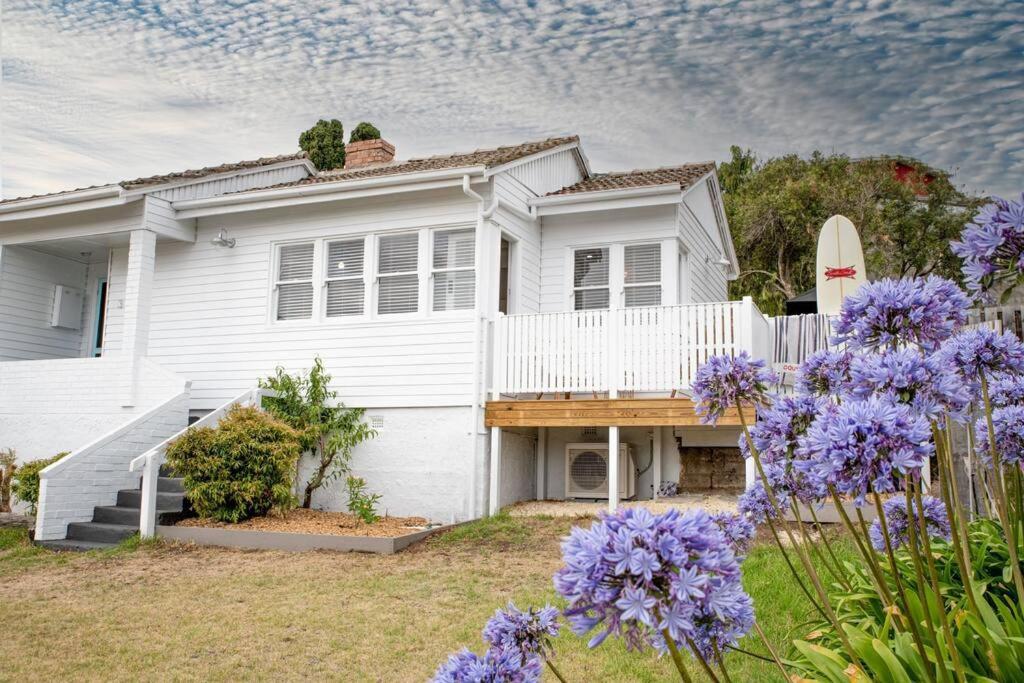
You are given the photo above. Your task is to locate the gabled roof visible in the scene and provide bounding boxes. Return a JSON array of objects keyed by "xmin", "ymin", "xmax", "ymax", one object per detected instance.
[
  {"xmin": 120, "ymin": 152, "xmax": 309, "ymax": 190},
  {"xmin": 233, "ymin": 135, "xmax": 580, "ymax": 194},
  {"xmin": 547, "ymin": 163, "xmax": 715, "ymax": 196}
]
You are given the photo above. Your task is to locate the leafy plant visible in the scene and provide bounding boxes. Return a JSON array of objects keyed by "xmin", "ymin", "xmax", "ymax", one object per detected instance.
[
  {"xmin": 260, "ymin": 357, "xmax": 376, "ymax": 508},
  {"xmin": 11, "ymin": 452, "xmax": 67, "ymax": 515},
  {"xmin": 0, "ymin": 448, "xmax": 15, "ymax": 513},
  {"xmin": 345, "ymin": 476, "xmax": 381, "ymax": 524},
  {"xmin": 298, "ymin": 118, "xmax": 346, "ymax": 170},
  {"xmin": 165, "ymin": 405, "xmax": 300, "ymax": 522},
  {"xmin": 348, "ymin": 121, "xmax": 381, "ymax": 143}
]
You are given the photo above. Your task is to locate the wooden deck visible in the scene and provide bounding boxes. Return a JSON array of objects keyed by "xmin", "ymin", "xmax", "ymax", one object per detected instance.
[{"xmin": 483, "ymin": 398, "xmax": 743, "ymax": 428}]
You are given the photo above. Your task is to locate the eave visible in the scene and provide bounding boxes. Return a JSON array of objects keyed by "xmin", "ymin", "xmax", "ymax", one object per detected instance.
[{"xmin": 529, "ymin": 184, "xmax": 683, "ymax": 216}]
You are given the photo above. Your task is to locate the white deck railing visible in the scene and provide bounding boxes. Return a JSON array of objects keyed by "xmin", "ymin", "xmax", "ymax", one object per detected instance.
[{"xmin": 490, "ymin": 297, "xmax": 769, "ymax": 396}]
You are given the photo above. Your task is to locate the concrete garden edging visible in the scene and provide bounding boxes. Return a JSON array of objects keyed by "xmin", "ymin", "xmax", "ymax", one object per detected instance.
[
  {"xmin": 784, "ymin": 500, "xmax": 878, "ymax": 524},
  {"xmin": 156, "ymin": 523, "xmax": 451, "ymax": 554}
]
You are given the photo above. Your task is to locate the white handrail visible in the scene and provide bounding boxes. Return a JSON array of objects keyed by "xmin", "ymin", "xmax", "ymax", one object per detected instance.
[{"xmin": 130, "ymin": 387, "xmax": 277, "ymax": 538}]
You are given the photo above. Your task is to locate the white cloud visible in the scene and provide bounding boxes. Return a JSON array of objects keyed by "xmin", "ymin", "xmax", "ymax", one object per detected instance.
[{"xmin": 1, "ymin": 0, "xmax": 1021, "ymax": 199}]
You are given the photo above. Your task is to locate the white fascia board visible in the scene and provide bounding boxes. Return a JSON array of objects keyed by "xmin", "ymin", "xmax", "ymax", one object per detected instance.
[
  {"xmin": 0, "ymin": 185, "xmax": 123, "ymax": 216},
  {"xmin": 0, "ymin": 192, "xmax": 139, "ymax": 223},
  {"xmin": 530, "ymin": 184, "xmax": 682, "ymax": 216},
  {"xmin": 120, "ymin": 158, "xmax": 316, "ymax": 198},
  {"xmin": 482, "ymin": 141, "xmax": 582, "ymax": 178},
  {"xmin": 173, "ymin": 167, "xmax": 487, "ymax": 219}
]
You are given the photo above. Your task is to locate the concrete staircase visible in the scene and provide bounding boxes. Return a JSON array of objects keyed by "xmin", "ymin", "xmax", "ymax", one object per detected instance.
[{"xmin": 38, "ymin": 470, "xmax": 188, "ymax": 551}]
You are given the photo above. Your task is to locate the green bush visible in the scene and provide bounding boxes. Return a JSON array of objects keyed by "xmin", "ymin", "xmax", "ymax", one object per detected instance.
[
  {"xmin": 345, "ymin": 475, "xmax": 381, "ymax": 524},
  {"xmin": 0, "ymin": 448, "xmax": 16, "ymax": 513},
  {"xmin": 11, "ymin": 452, "xmax": 67, "ymax": 515},
  {"xmin": 349, "ymin": 121, "xmax": 381, "ymax": 143},
  {"xmin": 165, "ymin": 405, "xmax": 301, "ymax": 523},
  {"xmin": 298, "ymin": 118, "xmax": 346, "ymax": 170}
]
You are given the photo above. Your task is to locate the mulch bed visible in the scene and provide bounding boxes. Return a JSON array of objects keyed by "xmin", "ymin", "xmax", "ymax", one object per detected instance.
[{"xmin": 175, "ymin": 508, "xmax": 431, "ymax": 538}]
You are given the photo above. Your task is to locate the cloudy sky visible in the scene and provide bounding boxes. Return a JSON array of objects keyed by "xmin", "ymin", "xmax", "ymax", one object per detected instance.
[{"xmin": 1, "ymin": 0, "xmax": 1021, "ymax": 200}]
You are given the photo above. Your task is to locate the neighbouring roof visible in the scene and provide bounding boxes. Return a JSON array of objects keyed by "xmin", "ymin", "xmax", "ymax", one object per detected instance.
[
  {"xmin": 547, "ymin": 162, "xmax": 715, "ymax": 196},
  {"xmin": 231, "ymin": 135, "xmax": 581, "ymax": 194}
]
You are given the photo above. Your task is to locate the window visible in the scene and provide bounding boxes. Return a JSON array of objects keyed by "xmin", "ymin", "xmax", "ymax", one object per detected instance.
[
  {"xmin": 275, "ymin": 242, "xmax": 315, "ymax": 320},
  {"xmin": 377, "ymin": 233, "xmax": 419, "ymax": 315},
  {"xmin": 324, "ymin": 238, "xmax": 364, "ymax": 317},
  {"xmin": 432, "ymin": 229, "xmax": 475, "ymax": 311},
  {"xmin": 623, "ymin": 243, "xmax": 661, "ymax": 307},
  {"xmin": 573, "ymin": 247, "xmax": 610, "ymax": 310}
]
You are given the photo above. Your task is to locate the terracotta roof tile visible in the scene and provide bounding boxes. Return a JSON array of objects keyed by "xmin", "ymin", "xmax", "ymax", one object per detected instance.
[
  {"xmin": 119, "ymin": 152, "xmax": 309, "ymax": 190},
  {"xmin": 547, "ymin": 163, "xmax": 715, "ymax": 196},
  {"xmin": 235, "ymin": 135, "xmax": 580, "ymax": 193}
]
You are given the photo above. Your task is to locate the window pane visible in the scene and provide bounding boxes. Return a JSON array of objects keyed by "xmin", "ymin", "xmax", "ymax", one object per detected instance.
[
  {"xmin": 433, "ymin": 271, "xmax": 475, "ymax": 311},
  {"xmin": 326, "ymin": 280, "xmax": 364, "ymax": 317},
  {"xmin": 276, "ymin": 282, "xmax": 313, "ymax": 320},
  {"xmin": 574, "ymin": 288, "xmax": 609, "ymax": 310},
  {"xmin": 624, "ymin": 244, "xmax": 660, "ymax": 284},
  {"xmin": 574, "ymin": 248, "xmax": 609, "ymax": 287},
  {"xmin": 625, "ymin": 285, "xmax": 662, "ymax": 308},
  {"xmin": 433, "ymin": 230, "xmax": 475, "ymax": 269},
  {"xmin": 378, "ymin": 233, "xmax": 418, "ymax": 274},
  {"xmin": 278, "ymin": 243, "xmax": 314, "ymax": 281},
  {"xmin": 327, "ymin": 239, "xmax": 364, "ymax": 277},
  {"xmin": 378, "ymin": 274, "xmax": 419, "ymax": 314}
]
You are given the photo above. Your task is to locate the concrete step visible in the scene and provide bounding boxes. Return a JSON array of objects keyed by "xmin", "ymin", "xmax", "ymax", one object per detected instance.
[
  {"xmin": 117, "ymin": 488, "xmax": 184, "ymax": 511},
  {"xmin": 37, "ymin": 539, "xmax": 116, "ymax": 552},
  {"xmin": 92, "ymin": 505, "xmax": 184, "ymax": 526},
  {"xmin": 157, "ymin": 477, "xmax": 184, "ymax": 493},
  {"xmin": 66, "ymin": 521, "xmax": 137, "ymax": 544}
]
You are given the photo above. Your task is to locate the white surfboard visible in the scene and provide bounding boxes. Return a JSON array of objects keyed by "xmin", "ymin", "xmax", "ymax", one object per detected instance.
[{"xmin": 815, "ymin": 215, "xmax": 867, "ymax": 315}]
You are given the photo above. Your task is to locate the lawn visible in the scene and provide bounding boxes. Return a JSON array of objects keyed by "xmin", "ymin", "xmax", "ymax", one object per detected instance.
[{"xmin": 0, "ymin": 515, "xmax": 848, "ymax": 682}]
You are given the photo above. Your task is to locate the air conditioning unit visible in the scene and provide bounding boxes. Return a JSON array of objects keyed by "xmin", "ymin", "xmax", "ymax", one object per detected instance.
[{"xmin": 564, "ymin": 443, "xmax": 635, "ymax": 500}]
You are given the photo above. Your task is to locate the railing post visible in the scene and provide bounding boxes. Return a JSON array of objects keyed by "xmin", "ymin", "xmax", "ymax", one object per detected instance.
[
  {"xmin": 492, "ymin": 313, "xmax": 505, "ymax": 399},
  {"xmin": 607, "ymin": 310, "xmax": 619, "ymax": 399},
  {"xmin": 139, "ymin": 453, "xmax": 159, "ymax": 538},
  {"xmin": 739, "ymin": 296, "xmax": 755, "ymax": 355}
]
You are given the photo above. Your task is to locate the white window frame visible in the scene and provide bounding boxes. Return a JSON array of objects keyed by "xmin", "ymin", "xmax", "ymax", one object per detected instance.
[
  {"xmin": 568, "ymin": 241, "xmax": 669, "ymax": 310},
  {"xmin": 430, "ymin": 227, "xmax": 476, "ymax": 313},
  {"xmin": 571, "ymin": 245, "xmax": 612, "ymax": 311},
  {"xmin": 375, "ymin": 231, "xmax": 422, "ymax": 318},
  {"xmin": 272, "ymin": 240, "xmax": 318, "ymax": 323},
  {"xmin": 323, "ymin": 235, "xmax": 370, "ymax": 320},
  {"xmin": 622, "ymin": 242, "xmax": 663, "ymax": 308}
]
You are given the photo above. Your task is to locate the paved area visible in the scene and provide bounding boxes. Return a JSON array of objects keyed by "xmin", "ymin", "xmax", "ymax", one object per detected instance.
[{"xmin": 507, "ymin": 494, "xmax": 739, "ymax": 518}]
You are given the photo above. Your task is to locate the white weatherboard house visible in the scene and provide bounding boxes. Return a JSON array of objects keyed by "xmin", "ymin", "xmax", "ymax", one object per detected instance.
[{"xmin": 0, "ymin": 135, "xmax": 769, "ymax": 546}]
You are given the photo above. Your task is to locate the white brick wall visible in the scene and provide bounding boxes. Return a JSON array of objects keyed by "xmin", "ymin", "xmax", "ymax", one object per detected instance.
[{"xmin": 35, "ymin": 390, "xmax": 190, "ymax": 540}]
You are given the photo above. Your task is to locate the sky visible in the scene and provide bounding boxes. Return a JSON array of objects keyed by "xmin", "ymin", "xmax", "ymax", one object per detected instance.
[{"xmin": 1, "ymin": 0, "xmax": 1021, "ymax": 200}]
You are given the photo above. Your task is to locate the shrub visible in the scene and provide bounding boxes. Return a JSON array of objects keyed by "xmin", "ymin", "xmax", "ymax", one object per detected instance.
[
  {"xmin": 345, "ymin": 475, "xmax": 381, "ymax": 524},
  {"xmin": 0, "ymin": 448, "xmax": 15, "ymax": 513},
  {"xmin": 11, "ymin": 452, "xmax": 67, "ymax": 515},
  {"xmin": 348, "ymin": 121, "xmax": 381, "ymax": 143},
  {"xmin": 298, "ymin": 118, "xmax": 346, "ymax": 170},
  {"xmin": 165, "ymin": 405, "xmax": 300, "ymax": 522}
]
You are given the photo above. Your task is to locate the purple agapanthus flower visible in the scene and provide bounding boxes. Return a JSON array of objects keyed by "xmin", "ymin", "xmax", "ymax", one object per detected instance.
[
  {"xmin": 711, "ymin": 511, "xmax": 757, "ymax": 555},
  {"xmin": 830, "ymin": 276, "xmax": 970, "ymax": 352},
  {"xmin": 952, "ymin": 194, "xmax": 1024, "ymax": 297},
  {"xmin": 796, "ymin": 350, "xmax": 853, "ymax": 397},
  {"xmin": 737, "ymin": 482, "xmax": 779, "ymax": 525},
  {"xmin": 935, "ymin": 328, "xmax": 1024, "ymax": 383},
  {"xmin": 553, "ymin": 507, "xmax": 754, "ymax": 661},
  {"xmin": 432, "ymin": 647, "xmax": 542, "ymax": 683},
  {"xmin": 869, "ymin": 495, "xmax": 951, "ymax": 552},
  {"xmin": 988, "ymin": 372, "xmax": 1024, "ymax": 407},
  {"xmin": 973, "ymin": 405, "xmax": 1024, "ymax": 469},
  {"xmin": 482, "ymin": 603, "xmax": 560, "ymax": 663},
  {"xmin": 797, "ymin": 396, "xmax": 933, "ymax": 504},
  {"xmin": 742, "ymin": 394, "xmax": 829, "ymax": 503},
  {"xmin": 692, "ymin": 352, "xmax": 778, "ymax": 425},
  {"xmin": 848, "ymin": 348, "xmax": 972, "ymax": 422}
]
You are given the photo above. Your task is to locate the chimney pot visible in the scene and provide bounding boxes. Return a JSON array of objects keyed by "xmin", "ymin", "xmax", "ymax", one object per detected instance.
[{"xmin": 344, "ymin": 139, "xmax": 395, "ymax": 169}]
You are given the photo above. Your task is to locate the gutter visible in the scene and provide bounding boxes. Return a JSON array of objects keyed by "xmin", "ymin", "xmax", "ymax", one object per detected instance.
[
  {"xmin": 529, "ymin": 183, "xmax": 682, "ymax": 209},
  {"xmin": 0, "ymin": 185, "xmax": 122, "ymax": 214}
]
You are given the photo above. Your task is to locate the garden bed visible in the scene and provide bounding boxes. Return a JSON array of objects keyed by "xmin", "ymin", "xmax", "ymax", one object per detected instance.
[{"xmin": 161, "ymin": 508, "xmax": 447, "ymax": 554}]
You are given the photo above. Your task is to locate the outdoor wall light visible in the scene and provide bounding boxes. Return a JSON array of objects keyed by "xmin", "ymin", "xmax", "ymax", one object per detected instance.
[{"xmin": 211, "ymin": 229, "xmax": 236, "ymax": 248}]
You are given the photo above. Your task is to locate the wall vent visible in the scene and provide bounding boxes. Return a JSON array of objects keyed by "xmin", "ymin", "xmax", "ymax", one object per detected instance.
[{"xmin": 369, "ymin": 415, "xmax": 385, "ymax": 430}]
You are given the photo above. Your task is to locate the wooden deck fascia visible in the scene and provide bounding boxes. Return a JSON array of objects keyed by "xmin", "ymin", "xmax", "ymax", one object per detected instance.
[{"xmin": 484, "ymin": 398, "xmax": 742, "ymax": 428}]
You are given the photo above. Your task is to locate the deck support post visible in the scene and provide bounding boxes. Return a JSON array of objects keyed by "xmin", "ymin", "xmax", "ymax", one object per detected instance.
[
  {"xmin": 535, "ymin": 427, "xmax": 547, "ymax": 501},
  {"xmin": 745, "ymin": 450, "xmax": 756, "ymax": 490},
  {"xmin": 489, "ymin": 427, "xmax": 502, "ymax": 516},
  {"xmin": 608, "ymin": 426, "xmax": 620, "ymax": 512},
  {"xmin": 652, "ymin": 427, "xmax": 662, "ymax": 499}
]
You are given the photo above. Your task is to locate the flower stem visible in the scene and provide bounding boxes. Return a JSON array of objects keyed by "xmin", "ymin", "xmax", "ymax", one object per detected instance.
[
  {"xmin": 791, "ymin": 499, "xmax": 849, "ymax": 590},
  {"xmin": 711, "ymin": 641, "xmax": 735, "ymax": 683},
  {"xmin": 808, "ymin": 503, "xmax": 852, "ymax": 590},
  {"xmin": 763, "ymin": 515, "xmax": 827, "ymax": 620},
  {"xmin": 545, "ymin": 659, "xmax": 568, "ymax": 683},
  {"xmin": 934, "ymin": 420, "xmax": 981, "ymax": 617},
  {"xmin": 685, "ymin": 637, "xmax": 723, "ymax": 683},
  {"xmin": 753, "ymin": 620, "xmax": 790, "ymax": 681},
  {"xmin": 662, "ymin": 629, "xmax": 695, "ymax": 683},
  {"xmin": 981, "ymin": 375, "xmax": 1024, "ymax": 598}
]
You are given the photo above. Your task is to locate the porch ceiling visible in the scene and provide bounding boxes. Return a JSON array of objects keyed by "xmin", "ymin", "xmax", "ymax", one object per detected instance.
[{"xmin": 484, "ymin": 398, "xmax": 742, "ymax": 428}]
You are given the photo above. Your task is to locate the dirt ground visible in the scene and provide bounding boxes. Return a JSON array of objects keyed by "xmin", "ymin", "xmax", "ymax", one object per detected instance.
[{"xmin": 175, "ymin": 507, "xmax": 432, "ymax": 538}]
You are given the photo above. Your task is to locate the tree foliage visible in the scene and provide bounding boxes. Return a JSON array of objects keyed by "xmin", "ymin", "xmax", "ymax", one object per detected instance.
[
  {"xmin": 349, "ymin": 121, "xmax": 381, "ymax": 143},
  {"xmin": 259, "ymin": 357, "xmax": 376, "ymax": 509},
  {"xmin": 11, "ymin": 452, "xmax": 67, "ymax": 516},
  {"xmin": 299, "ymin": 118, "xmax": 346, "ymax": 170},
  {"xmin": 720, "ymin": 146, "xmax": 980, "ymax": 315}
]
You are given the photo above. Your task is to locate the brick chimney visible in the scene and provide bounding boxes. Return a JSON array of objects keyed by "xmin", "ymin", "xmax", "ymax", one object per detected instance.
[{"xmin": 344, "ymin": 138, "xmax": 395, "ymax": 169}]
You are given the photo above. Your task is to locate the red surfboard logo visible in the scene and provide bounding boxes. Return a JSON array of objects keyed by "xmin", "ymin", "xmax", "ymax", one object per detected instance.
[{"xmin": 824, "ymin": 266, "xmax": 857, "ymax": 280}]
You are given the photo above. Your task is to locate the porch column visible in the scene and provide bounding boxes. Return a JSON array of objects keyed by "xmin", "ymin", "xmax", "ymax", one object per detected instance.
[
  {"xmin": 608, "ymin": 425, "xmax": 620, "ymax": 512},
  {"xmin": 745, "ymin": 452, "xmax": 756, "ymax": 490},
  {"xmin": 121, "ymin": 229, "xmax": 156, "ymax": 406},
  {"xmin": 489, "ymin": 426, "xmax": 502, "ymax": 516},
  {"xmin": 535, "ymin": 427, "xmax": 547, "ymax": 501},
  {"xmin": 652, "ymin": 427, "xmax": 662, "ymax": 500}
]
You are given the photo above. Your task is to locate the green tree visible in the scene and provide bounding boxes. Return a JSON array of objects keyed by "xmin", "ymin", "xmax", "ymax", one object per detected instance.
[
  {"xmin": 259, "ymin": 358, "xmax": 376, "ymax": 509},
  {"xmin": 349, "ymin": 121, "xmax": 381, "ymax": 143},
  {"xmin": 299, "ymin": 118, "xmax": 346, "ymax": 171},
  {"xmin": 722, "ymin": 148, "xmax": 980, "ymax": 315}
]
